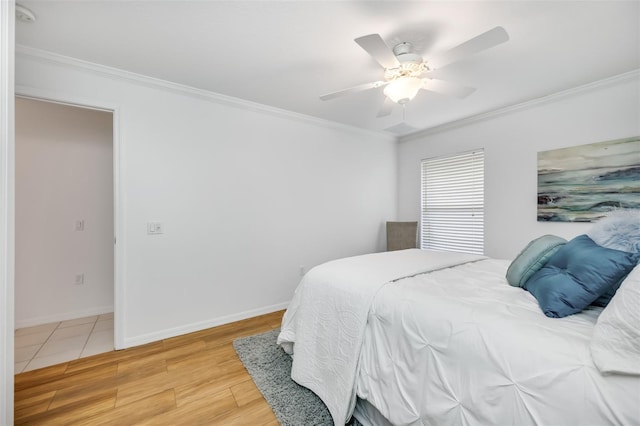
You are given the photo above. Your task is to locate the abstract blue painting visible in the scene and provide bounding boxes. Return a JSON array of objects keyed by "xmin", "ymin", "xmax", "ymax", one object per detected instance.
[{"xmin": 538, "ymin": 136, "xmax": 640, "ymax": 222}]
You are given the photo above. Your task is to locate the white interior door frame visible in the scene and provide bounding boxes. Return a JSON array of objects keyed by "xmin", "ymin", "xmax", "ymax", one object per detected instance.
[
  {"xmin": 1, "ymin": 1, "xmax": 16, "ymax": 423},
  {"xmin": 15, "ymin": 85, "xmax": 125, "ymax": 350}
]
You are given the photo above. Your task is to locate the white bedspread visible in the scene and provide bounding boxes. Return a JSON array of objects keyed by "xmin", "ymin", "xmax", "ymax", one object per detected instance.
[
  {"xmin": 277, "ymin": 249, "xmax": 484, "ymax": 425},
  {"xmin": 356, "ymin": 259, "xmax": 640, "ymax": 425}
]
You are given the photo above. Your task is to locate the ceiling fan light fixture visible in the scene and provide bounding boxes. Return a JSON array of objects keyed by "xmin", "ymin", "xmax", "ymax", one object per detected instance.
[{"xmin": 384, "ymin": 77, "xmax": 422, "ymax": 104}]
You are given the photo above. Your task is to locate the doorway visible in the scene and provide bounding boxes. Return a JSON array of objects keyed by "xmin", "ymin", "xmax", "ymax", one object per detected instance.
[{"xmin": 14, "ymin": 96, "xmax": 116, "ymax": 372}]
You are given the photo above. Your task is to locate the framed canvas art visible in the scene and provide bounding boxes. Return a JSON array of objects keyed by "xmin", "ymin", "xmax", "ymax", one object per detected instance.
[{"xmin": 537, "ymin": 136, "xmax": 640, "ymax": 222}]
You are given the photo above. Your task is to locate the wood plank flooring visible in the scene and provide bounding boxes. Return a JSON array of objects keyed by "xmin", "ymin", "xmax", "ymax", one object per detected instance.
[{"xmin": 15, "ymin": 310, "xmax": 285, "ymax": 425}]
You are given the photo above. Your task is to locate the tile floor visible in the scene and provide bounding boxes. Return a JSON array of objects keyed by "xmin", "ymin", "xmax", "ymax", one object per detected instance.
[{"xmin": 15, "ymin": 313, "xmax": 114, "ymax": 373}]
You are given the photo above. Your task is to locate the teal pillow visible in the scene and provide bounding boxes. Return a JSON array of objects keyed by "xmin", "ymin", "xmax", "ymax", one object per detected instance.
[
  {"xmin": 506, "ymin": 235, "xmax": 567, "ymax": 287},
  {"xmin": 525, "ymin": 235, "xmax": 639, "ymax": 318},
  {"xmin": 592, "ymin": 276, "xmax": 625, "ymax": 307}
]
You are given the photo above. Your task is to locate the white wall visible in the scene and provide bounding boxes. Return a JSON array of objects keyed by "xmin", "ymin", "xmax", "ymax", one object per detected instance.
[
  {"xmin": 15, "ymin": 49, "xmax": 398, "ymax": 347},
  {"xmin": 15, "ymin": 98, "xmax": 114, "ymax": 327},
  {"xmin": 398, "ymin": 73, "xmax": 640, "ymax": 260}
]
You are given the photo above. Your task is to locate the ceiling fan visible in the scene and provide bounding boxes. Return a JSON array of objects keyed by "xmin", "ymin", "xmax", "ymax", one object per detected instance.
[{"xmin": 320, "ymin": 27, "xmax": 509, "ymax": 117}]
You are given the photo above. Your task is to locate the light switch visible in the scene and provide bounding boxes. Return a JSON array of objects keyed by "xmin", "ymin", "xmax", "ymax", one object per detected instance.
[{"xmin": 147, "ymin": 222, "xmax": 164, "ymax": 235}]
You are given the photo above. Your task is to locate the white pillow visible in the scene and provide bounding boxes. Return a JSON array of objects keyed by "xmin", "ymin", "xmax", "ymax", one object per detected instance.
[{"xmin": 590, "ymin": 264, "xmax": 640, "ymax": 375}]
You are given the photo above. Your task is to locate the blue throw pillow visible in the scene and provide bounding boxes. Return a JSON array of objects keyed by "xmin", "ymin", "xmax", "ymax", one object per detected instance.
[
  {"xmin": 525, "ymin": 234, "xmax": 639, "ymax": 318},
  {"xmin": 591, "ymin": 276, "xmax": 626, "ymax": 307},
  {"xmin": 506, "ymin": 235, "xmax": 567, "ymax": 287}
]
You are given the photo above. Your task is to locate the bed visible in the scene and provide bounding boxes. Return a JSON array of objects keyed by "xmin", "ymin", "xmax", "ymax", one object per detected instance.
[{"xmin": 277, "ymin": 241, "xmax": 640, "ymax": 425}]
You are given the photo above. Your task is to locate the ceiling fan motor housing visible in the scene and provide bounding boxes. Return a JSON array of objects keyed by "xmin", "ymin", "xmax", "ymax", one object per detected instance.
[
  {"xmin": 392, "ymin": 41, "xmax": 413, "ymax": 56},
  {"xmin": 384, "ymin": 41, "xmax": 429, "ymax": 81},
  {"xmin": 385, "ymin": 57, "xmax": 427, "ymax": 81}
]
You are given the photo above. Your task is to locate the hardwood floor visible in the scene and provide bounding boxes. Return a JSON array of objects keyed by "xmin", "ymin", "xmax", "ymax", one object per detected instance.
[{"xmin": 15, "ymin": 310, "xmax": 285, "ymax": 425}]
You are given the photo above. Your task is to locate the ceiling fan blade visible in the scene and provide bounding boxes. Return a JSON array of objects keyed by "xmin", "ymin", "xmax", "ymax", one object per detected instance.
[
  {"xmin": 354, "ymin": 34, "xmax": 400, "ymax": 69},
  {"xmin": 428, "ymin": 26, "xmax": 509, "ymax": 70},
  {"xmin": 422, "ymin": 79, "xmax": 476, "ymax": 99},
  {"xmin": 320, "ymin": 81, "xmax": 387, "ymax": 101},
  {"xmin": 377, "ymin": 97, "xmax": 394, "ymax": 117}
]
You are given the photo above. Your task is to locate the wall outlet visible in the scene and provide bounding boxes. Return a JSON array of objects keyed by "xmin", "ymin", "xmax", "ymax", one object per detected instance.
[
  {"xmin": 75, "ymin": 220, "xmax": 84, "ymax": 231},
  {"xmin": 74, "ymin": 274, "xmax": 84, "ymax": 285},
  {"xmin": 147, "ymin": 222, "xmax": 163, "ymax": 235}
]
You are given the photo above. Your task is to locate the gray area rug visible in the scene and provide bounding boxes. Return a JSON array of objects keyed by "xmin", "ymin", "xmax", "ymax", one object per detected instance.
[{"xmin": 233, "ymin": 329, "xmax": 361, "ymax": 426}]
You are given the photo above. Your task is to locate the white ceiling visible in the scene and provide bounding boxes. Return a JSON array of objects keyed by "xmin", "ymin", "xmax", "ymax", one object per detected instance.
[{"xmin": 15, "ymin": 1, "xmax": 640, "ymax": 136}]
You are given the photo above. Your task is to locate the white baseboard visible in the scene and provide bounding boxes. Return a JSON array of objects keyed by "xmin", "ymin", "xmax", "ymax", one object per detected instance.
[
  {"xmin": 122, "ymin": 301, "xmax": 290, "ymax": 349},
  {"xmin": 15, "ymin": 305, "xmax": 114, "ymax": 329}
]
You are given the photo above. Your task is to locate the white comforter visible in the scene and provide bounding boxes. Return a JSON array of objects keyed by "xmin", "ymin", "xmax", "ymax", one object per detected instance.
[
  {"xmin": 356, "ymin": 258, "xmax": 640, "ymax": 425},
  {"xmin": 277, "ymin": 249, "xmax": 484, "ymax": 425}
]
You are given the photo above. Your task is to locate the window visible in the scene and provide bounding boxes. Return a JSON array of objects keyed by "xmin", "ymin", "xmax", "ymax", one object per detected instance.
[{"xmin": 420, "ymin": 149, "xmax": 484, "ymax": 255}]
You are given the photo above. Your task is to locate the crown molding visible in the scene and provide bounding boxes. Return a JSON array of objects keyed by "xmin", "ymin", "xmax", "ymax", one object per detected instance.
[
  {"xmin": 15, "ymin": 45, "xmax": 396, "ymax": 143},
  {"xmin": 19, "ymin": 44, "xmax": 635, "ymax": 145},
  {"xmin": 400, "ymin": 68, "xmax": 640, "ymax": 143}
]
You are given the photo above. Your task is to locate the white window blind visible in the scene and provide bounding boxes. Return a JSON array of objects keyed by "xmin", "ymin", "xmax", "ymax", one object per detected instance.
[{"xmin": 421, "ymin": 149, "xmax": 484, "ymax": 254}]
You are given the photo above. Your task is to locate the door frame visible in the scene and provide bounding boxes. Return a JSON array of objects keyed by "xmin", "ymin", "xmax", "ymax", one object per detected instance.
[
  {"xmin": 15, "ymin": 86, "xmax": 125, "ymax": 350},
  {"xmin": 1, "ymin": 1, "xmax": 16, "ymax": 423}
]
